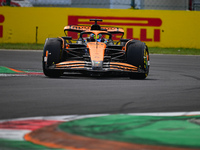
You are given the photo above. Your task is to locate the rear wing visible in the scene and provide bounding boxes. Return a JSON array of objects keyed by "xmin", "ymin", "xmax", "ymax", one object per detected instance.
[{"xmin": 64, "ymin": 25, "xmax": 124, "ymax": 34}]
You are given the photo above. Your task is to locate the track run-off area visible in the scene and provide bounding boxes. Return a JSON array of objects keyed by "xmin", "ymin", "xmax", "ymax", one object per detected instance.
[{"xmin": 0, "ymin": 49, "xmax": 200, "ymax": 150}]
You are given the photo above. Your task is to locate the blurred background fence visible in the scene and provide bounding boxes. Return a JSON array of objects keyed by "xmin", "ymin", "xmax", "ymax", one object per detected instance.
[{"xmin": 1, "ymin": 0, "xmax": 200, "ymax": 10}]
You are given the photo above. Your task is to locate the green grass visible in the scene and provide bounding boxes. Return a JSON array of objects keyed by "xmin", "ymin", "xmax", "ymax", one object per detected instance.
[
  {"xmin": 0, "ymin": 43, "xmax": 44, "ymax": 50},
  {"xmin": 0, "ymin": 43, "xmax": 200, "ymax": 55},
  {"xmin": 150, "ymin": 47, "xmax": 200, "ymax": 55}
]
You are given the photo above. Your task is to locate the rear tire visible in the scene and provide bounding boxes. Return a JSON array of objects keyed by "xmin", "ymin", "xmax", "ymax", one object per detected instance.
[
  {"xmin": 126, "ymin": 40, "xmax": 149, "ymax": 79},
  {"xmin": 42, "ymin": 38, "xmax": 63, "ymax": 78}
]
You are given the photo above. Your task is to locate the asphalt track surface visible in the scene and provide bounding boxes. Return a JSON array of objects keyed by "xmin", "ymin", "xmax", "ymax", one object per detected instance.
[{"xmin": 0, "ymin": 49, "xmax": 200, "ymax": 120}]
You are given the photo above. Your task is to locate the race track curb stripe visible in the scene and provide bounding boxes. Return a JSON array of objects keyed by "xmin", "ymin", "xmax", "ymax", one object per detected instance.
[
  {"xmin": 59, "ymin": 114, "xmax": 200, "ymax": 148},
  {"xmin": 24, "ymin": 132, "xmax": 87, "ymax": 150},
  {"xmin": 6, "ymin": 67, "xmax": 26, "ymax": 73},
  {"xmin": 25, "ymin": 122, "xmax": 199, "ymax": 150},
  {"xmin": 0, "ymin": 66, "xmax": 43, "ymax": 76},
  {"xmin": 0, "ymin": 129, "xmax": 30, "ymax": 141},
  {"xmin": 0, "ymin": 112, "xmax": 200, "ymax": 150}
]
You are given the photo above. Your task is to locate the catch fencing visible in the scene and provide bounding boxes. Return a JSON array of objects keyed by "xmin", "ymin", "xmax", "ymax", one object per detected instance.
[{"xmin": 2, "ymin": 0, "xmax": 200, "ymax": 10}]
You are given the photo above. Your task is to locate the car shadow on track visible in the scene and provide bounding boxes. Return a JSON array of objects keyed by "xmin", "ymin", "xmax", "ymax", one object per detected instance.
[{"xmin": 43, "ymin": 72, "xmax": 156, "ymax": 80}]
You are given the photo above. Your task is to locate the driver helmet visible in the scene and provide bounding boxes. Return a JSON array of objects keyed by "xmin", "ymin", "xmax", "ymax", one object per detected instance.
[{"xmin": 90, "ymin": 33, "xmax": 103, "ymax": 42}]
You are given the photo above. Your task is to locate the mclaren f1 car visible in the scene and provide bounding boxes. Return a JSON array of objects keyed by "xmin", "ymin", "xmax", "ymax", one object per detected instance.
[{"xmin": 42, "ymin": 19, "xmax": 150, "ymax": 79}]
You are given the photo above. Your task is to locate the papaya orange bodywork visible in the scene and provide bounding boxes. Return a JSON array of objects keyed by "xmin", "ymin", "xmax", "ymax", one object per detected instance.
[{"xmin": 87, "ymin": 42, "xmax": 106, "ymax": 62}]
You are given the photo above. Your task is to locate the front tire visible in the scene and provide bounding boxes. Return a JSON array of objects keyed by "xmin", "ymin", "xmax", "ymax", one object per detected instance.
[
  {"xmin": 42, "ymin": 38, "xmax": 63, "ymax": 78},
  {"xmin": 126, "ymin": 40, "xmax": 149, "ymax": 79}
]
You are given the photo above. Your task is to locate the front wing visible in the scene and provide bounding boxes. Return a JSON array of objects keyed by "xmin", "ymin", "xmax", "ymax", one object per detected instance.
[{"xmin": 47, "ymin": 61, "xmax": 147, "ymax": 73}]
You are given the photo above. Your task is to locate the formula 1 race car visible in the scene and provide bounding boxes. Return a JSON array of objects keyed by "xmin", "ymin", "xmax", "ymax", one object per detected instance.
[{"xmin": 42, "ymin": 19, "xmax": 150, "ymax": 79}]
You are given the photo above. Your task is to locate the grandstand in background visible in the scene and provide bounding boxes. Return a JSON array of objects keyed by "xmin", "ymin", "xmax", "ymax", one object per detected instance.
[{"xmin": 1, "ymin": 0, "xmax": 200, "ymax": 10}]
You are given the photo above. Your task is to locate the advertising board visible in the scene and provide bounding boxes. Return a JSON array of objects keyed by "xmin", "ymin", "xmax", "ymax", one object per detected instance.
[{"xmin": 0, "ymin": 7, "xmax": 200, "ymax": 48}]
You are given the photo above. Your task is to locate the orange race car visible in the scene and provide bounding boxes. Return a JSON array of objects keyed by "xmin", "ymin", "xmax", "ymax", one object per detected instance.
[{"xmin": 42, "ymin": 19, "xmax": 150, "ymax": 79}]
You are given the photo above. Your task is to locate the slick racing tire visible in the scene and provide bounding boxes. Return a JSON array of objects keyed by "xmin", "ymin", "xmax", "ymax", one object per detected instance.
[
  {"xmin": 42, "ymin": 38, "xmax": 63, "ymax": 78},
  {"xmin": 126, "ymin": 40, "xmax": 150, "ymax": 79}
]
